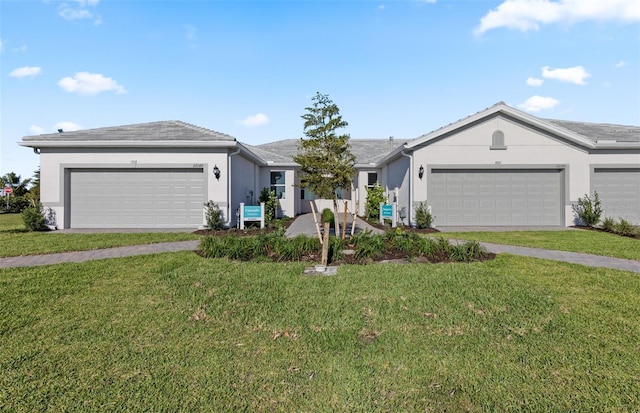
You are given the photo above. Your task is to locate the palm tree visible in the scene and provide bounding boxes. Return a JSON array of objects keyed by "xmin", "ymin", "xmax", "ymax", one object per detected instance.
[{"xmin": 1, "ymin": 172, "xmax": 32, "ymax": 197}]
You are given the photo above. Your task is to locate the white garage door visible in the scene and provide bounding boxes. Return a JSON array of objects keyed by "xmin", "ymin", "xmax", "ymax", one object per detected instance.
[
  {"xmin": 69, "ymin": 168, "xmax": 205, "ymax": 228},
  {"xmin": 592, "ymin": 168, "xmax": 640, "ymax": 224},
  {"xmin": 429, "ymin": 168, "xmax": 563, "ymax": 226}
]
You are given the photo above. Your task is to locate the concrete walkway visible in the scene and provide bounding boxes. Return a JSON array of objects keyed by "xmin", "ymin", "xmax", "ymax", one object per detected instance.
[
  {"xmin": 0, "ymin": 215, "xmax": 638, "ymax": 273},
  {"xmin": 285, "ymin": 212, "xmax": 383, "ymax": 238}
]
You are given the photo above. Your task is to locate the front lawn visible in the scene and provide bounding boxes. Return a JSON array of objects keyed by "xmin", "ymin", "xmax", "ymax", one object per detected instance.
[
  {"xmin": 443, "ymin": 230, "xmax": 640, "ymax": 261},
  {"xmin": 0, "ymin": 213, "xmax": 200, "ymax": 257},
  {"xmin": 1, "ymin": 253, "xmax": 638, "ymax": 411}
]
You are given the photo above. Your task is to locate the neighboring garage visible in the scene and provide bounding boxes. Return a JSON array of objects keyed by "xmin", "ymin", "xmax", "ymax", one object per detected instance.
[
  {"xmin": 592, "ymin": 167, "xmax": 640, "ymax": 224},
  {"xmin": 429, "ymin": 168, "xmax": 564, "ymax": 226},
  {"xmin": 68, "ymin": 168, "xmax": 205, "ymax": 228}
]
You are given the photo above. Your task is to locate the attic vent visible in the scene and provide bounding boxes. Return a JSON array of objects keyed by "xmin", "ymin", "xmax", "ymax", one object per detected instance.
[{"xmin": 490, "ymin": 130, "xmax": 506, "ymax": 150}]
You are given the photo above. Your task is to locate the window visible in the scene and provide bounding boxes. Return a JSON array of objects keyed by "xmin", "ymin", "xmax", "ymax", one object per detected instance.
[
  {"xmin": 490, "ymin": 130, "xmax": 507, "ymax": 150},
  {"xmin": 367, "ymin": 172, "xmax": 378, "ymax": 188},
  {"xmin": 270, "ymin": 171, "xmax": 286, "ymax": 199}
]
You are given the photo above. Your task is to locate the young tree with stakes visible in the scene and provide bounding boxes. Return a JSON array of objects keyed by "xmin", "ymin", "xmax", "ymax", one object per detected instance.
[{"xmin": 294, "ymin": 92, "xmax": 356, "ymax": 264}]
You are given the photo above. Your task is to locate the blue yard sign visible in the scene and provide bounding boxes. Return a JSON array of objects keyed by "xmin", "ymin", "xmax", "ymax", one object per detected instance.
[
  {"xmin": 239, "ymin": 202, "xmax": 265, "ymax": 229},
  {"xmin": 379, "ymin": 202, "xmax": 397, "ymax": 228},
  {"xmin": 243, "ymin": 205, "xmax": 262, "ymax": 219}
]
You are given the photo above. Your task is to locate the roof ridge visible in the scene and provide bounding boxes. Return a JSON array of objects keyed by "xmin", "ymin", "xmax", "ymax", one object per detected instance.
[{"xmin": 171, "ymin": 120, "xmax": 237, "ymax": 140}]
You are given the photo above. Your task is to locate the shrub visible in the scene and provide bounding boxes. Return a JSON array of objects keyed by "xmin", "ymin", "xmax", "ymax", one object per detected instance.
[
  {"xmin": 350, "ymin": 230, "xmax": 386, "ymax": 260},
  {"xmin": 573, "ymin": 192, "xmax": 602, "ymax": 227},
  {"xmin": 203, "ymin": 201, "xmax": 224, "ymax": 230},
  {"xmin": 21, "ymin": 204, "xmax": 48, "ymax": 231},
  {"xmin": 449, "ymin": 241, "xmax": 486, "ymax": 262},
  {"xmin": 321, "ymin": 208, "xmax": 334, "ymax": 225},
  {"xmin": 258, "ymin": 187, "xmax": 278, "ymax": 223},
  {"xmin": 614, "ymin": 219, "xmax": 638, "ymax": 237},
  {"xmin": 601, "ymin": 217, "xmax": 616, "ymax": 233},
  {"xmin": 414, "ymin": 201, "xmax": 434, "ymax": 229},
  {"xmin": 2, "ymin": 195, "xmax": 31, "ymax": 213},
  {"xmin": 364, "ymin": 183, "xmax": 385, "ymax": 220}
]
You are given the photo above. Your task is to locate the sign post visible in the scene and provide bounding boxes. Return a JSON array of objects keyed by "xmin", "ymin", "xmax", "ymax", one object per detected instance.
[
  {"xmin": 3, "ymin": 186, "xmax": 11, "ymax": 210},
  {"xmin": 379, "ymin": 202, "xmax": 397, "ymax": 228},
  {"xmin": 239, "ymin": 202, "xmax": 265, "ymax": 230}
]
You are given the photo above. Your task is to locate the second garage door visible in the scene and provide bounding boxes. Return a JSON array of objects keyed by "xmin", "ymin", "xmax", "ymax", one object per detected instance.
[
  {"xmin": 592, "ymin": 168, "xmax": 640, "ymax": 224},
  {"xmin": 69, "ymin": 168, "xmax": 205, "ymax": 228},
  {"xmin": 429, "ymin": 168, "xmax": 563, "ymax": 226}
]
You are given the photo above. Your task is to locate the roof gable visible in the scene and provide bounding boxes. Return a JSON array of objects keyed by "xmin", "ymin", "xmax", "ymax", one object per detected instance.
[{"xmin": 406, "ymin": 102, "xmax": 639, "ymax": 150}]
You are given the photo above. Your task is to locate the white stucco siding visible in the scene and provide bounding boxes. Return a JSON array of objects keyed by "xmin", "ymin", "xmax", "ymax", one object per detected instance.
[
  {"xmin": 230, "ymin": 154, "xmax": 259, "ymax": 225},
  {"xmin": 411, "ymin": 116, "xmax": 639, "ymax": 226},
  {"xmin": 384, "ymin": 157, "xmax": 410, "ymax": 224},
  {"xmin": 38, "ymin": 148, "xmax": 229, "ymax": 229},
  {"xmin": 259, "ymin": 168, "xmax": 297, "ymax": 219}
]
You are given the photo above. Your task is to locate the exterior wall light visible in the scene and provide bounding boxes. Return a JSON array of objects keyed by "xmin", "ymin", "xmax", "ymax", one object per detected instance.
[
  {"xmin": 213, "ymin": 165, "xmax": 221, "ymax": 180},
  {"xmin": 418, "ymin": 165, "xmax": 424, "ymax": 180}
]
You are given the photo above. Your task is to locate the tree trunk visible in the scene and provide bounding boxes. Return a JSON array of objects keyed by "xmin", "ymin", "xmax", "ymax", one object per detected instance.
[
  {"xmin": 321, "ymin": 221, "xmax": 330, "ymax": 266},
  {"xmin": 333, "ymin": 198, "xmax": 340, "ymax": 239}
]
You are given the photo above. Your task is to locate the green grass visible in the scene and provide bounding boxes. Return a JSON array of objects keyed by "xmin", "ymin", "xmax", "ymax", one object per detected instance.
[
  {"xmin": 443, "ymin": 230, "xmax": 640, "ymax": 261},
  {"xmin": 2, "ymin": 252, "xmax": 639, "ymax": 411},
  {"xmin": 0, "ymin": 213, "xmax": 200, "ymax": 257}
]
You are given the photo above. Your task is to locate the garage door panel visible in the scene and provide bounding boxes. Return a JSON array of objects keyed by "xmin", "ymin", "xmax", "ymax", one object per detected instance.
[
  {"xmin": 592, "ymin": 168, "xmax": 640, "ymax": 224},
  {"xmin": 70, "ymin": 168, "xmax": 204, "ymax": 228},
  {"xmin": 429, "ymin": 169, "xmax": 562, "ymax": 226}
]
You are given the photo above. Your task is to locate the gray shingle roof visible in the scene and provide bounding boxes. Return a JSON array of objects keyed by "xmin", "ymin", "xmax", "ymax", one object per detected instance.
[
  {"xmin": 252, "ymin": 138, "xmax": 408, "ymax": 165},
  {"xmin": 543, "ymin": 119, "xmax": 640, "ymax": 143},
  {"xmin": 22, "ymin": 120, "xmax": 236, "ymax": 142}
]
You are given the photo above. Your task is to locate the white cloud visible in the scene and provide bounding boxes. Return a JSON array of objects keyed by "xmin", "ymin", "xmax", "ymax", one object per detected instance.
[
  {"xmin": 519, "ymin": 95, "xmax": 559, "ymax": 112},
  {"xmin": 541, "ymin": 65, "xmax": 590, "ymax": 85},
  {"xmin": 0, "ymin": 38, "xmax": 4, "ymax": 52},
  {"xmin": 59, "ymin": 0, "xmax": 102, "ymax": 24},
  {"xmin": 9, "ymin": 66, "xmax": 42, "ymax": 78},
  {"xmin": 58, "ymin": 72, "xmax": 126, "ymax": 95},
  {"xmin": 29, "ymin": 125, "xmax": 46, "ymax": 135},
  {"xmin": 55, "ymin": 121, "xmax": 83, "ymax": 132},
  {"xmin": 526, "ymin": 77, "xmax": 544, "ymax": 86},
  {"xmin": 240, "ymin": 113, "xmax": 270, "ymax": 127},
  {"xmin": 475, "ymin": 0, "xmax": 640, "ymax": 35},
  {"xmin": 377, "ymin": 5, "xmax": 385, "ymax": 11},
  {"xmin": 615, "ymin": 60, "xmax": 627, "ymax": 68}
]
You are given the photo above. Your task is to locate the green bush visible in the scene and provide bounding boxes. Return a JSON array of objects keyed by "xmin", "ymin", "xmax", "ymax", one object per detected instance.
[
  {"xmin": 258, "ymin": 187, "xmax": 278, "ymax": 223},
  {"xmin": 203, "ymin": 201, "xmax": 224, "ymax": 230},
  {"xmin": 350, "ymin": 230, "xmax": 386, "ymax": 260},
  {"xmin": 601, "ymin": 217, "xmax": 616, "ymax": 233},
  {"xmin": 364, "ymin": 183, "xmax": 385, "ymax": 220},
  {"xmin": 614, "ymin": 219, "xmax": 638, "ymax": 237},
  {"xmin": 574, "ymin": 192, "xmax": 602, "ymax": 227},
  {"xmin": 449, "ymin": 241, "xmax": 485, "ymax": 263},
  {"xmin": 1, "ymin": 195, "xmax": 31, "ymax": 213},
  {"xmin": 21, "ymin": 204, "xmax": 48, "ymax": 231},
  {"xmin": 321, "ymin": 208, "xmax": 334, "ymax": 225},
  {"xmin": 414, "ymin": 201, "xmax": 434, "ymax": 229},
  {"xmin": 198, "ymin": 230, "xmax": 488, "ymax": 263}
]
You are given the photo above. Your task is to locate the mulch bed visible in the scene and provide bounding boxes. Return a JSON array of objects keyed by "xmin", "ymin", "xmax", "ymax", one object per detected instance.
[{"xmin": 570, "ymin": 225, "xmax": 640, "ymax": 240}]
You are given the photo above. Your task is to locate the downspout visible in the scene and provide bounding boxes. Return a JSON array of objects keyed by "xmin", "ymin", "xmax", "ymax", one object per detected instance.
[
  {"xmin": 225, "ymin": 147, "xmax": 241, "ymax": 228},
  {"xmin": 400, "ymin": 147, "xmax": 413, "ymax": 226}
]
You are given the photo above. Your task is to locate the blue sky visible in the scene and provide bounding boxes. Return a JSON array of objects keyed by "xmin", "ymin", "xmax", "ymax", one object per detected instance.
[{"xmin": 2, "ymin": 0, "xmax": 639, "ymax": 181}]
